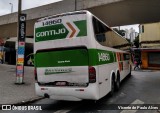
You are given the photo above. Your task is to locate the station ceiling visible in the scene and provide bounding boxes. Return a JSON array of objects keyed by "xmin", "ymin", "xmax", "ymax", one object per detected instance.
[{"xmin": 0, "ymin": 0, "xmax": 160, "ymax": 38}]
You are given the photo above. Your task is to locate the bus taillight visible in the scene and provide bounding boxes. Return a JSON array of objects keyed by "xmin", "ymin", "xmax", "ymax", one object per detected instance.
[
  {"xmin": 89, "ymin": 66, "xmax": 96, "ymax": 83},
  {"xmin": 34, "ymin": 68, "xmax": 37, "ymax": 82}
]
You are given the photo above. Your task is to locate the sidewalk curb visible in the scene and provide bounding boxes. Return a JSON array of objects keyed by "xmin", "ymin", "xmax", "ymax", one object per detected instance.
[
  {"xmin": 13, "ymin": 97, "xmax": 45, "ymax": 105},
  {"xmin": 0, "ymin": 97, "xmax": 45, "ymax": 110}
]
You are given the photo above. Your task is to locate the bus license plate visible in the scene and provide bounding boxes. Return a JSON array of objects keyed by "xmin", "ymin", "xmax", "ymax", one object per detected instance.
[{"xmin": 56, "ymin": 82, "xmax": 66, "ymax": 86}]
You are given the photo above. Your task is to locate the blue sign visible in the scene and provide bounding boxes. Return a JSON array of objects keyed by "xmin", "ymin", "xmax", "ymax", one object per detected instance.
[
  {"xmin": 18, "ymin": 47, "xmax": 24, "ymax": 55},
  {"xmin": 17, "ymin": 70, "xmax": 23, "ymax": 74}
]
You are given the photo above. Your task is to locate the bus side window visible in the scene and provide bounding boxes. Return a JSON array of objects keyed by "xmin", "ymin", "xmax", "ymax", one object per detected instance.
[
  {"xmin": 92, "ymin": 16, "xmax": 130, "ymax": 50},
  {"xmin": 96, "ymin": 34, "xmax": 106, "ymax": 42},
  {"xmin": 123, "ymin": 54, "xmax": 130, "ymax": 60},
  {"xmin": 93, "ymin": 17, "xmax": 109, "ymax": 45}
]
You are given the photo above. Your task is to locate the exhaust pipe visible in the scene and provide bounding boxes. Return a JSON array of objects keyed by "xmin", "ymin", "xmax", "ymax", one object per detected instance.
[{"xmin": 44, "ymin": 93, "xmax": 50, "ymax": 98}]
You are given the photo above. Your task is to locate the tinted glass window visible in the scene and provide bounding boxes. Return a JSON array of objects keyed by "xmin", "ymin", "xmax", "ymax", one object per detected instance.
[
  {"xmin": 123, "ymin": 53, "xmax": 130, "ymax": 60},
  {"xmin": 92, "ymin": 17, "xmax": 130, "ymax": 50}
]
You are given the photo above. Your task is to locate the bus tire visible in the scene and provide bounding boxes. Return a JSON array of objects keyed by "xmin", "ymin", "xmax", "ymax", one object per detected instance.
[
  {"xmin": 109, "ymin": 74, "xmax": 115, "ymax": 96},
  {"xmin": 128, "ymin": 65, "xmax": 132, "ymax": 77},
  {"xmin": 115, "ymin": 72, "xmax": 120, "ymax": 91}
]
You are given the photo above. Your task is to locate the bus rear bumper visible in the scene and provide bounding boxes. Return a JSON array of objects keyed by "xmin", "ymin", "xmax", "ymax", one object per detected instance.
[{"xmin": 35, "ymin": 83, "xmax": 99, "ymax": 101}]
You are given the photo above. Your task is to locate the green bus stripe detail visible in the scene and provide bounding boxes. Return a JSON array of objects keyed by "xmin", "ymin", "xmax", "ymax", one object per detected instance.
[
  {"xmin": 35, "ymin": 49, "xmax": 116, "ymax": 68},
  {"xmin": 114, "ymin": 52, "xmax": 117, "ymax": 62},
  {"xmin": 88, "ymin": 49, "xmax": 98, "ymax": 66},
  {"xmin": 35, "ymin": 49, "xmax": 88, "ymax": 67},
  {"xmin": 88, "ymin": 49, "xmax": 116, "ymax": 66},
  {"xmin": 74, "ymin": 20, "xmax": 87, "ymax": 37}
]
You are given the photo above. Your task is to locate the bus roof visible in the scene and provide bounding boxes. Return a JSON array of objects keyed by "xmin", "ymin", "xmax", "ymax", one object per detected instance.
[{"xmin": 36, "ymin": 10, "xmax": 89, "ymax": 22}]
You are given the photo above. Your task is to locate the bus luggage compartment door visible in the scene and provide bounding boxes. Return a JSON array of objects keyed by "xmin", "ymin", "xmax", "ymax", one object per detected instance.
[{"xmin": 35, "ymin": 48, "xmax": 89, "ymax": 87}]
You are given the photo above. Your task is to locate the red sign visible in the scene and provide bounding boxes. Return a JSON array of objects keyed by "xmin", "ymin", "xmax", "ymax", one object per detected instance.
[
  {"xmin": 17, "ymin": 66, "xmax": 23, "ymax": 70},
  {"xmin": 19, "ymin": 42, "xmax": 25, "ymax": 46}
]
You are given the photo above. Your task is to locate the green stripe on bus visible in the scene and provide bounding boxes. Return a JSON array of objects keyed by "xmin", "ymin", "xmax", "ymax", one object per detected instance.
[
  {"xmin": 74, "ymin": 20, "xmax": 87, "ymax": 37},
  {"xmin": 35, "ymin": 20, "xmax": 87, "ymax": 42},
  {"xmin": 89, "ymin": 49, "xmax": 116, "ymax": 66},
  {"xmin": 35, "ymin": 49, "xmax": 116, "ymax": 67},
  {"xmin": 35, "ymin": 49, "xmax": 88, "ymax": 67}
]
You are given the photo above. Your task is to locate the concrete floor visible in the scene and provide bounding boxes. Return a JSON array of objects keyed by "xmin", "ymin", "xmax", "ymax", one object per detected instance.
[{"xmin": 1, "ymin": 69, "xmax": 160, "ymax": 113}]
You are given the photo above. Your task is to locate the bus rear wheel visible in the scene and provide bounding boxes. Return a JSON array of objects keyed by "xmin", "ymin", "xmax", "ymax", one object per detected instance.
[
  {"xmin": 115, "ymin": 75, "xmax": 120, "ymax": 91},
  {"xmin": 110, "ymin": 76, "xmax": 115, "ymax": 96},
  {"xmin": 128, "ymin": 65, "xmax": 132, "ymax": 77}
]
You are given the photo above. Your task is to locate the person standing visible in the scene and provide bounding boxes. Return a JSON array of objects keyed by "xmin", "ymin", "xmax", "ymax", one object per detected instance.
[{"xmin": 134, "ymin": 59, "xmax": 141, "ymax": 70}]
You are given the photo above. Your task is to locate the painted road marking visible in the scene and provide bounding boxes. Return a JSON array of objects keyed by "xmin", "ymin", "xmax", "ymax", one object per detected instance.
[
  {"xmin": 120, "ymin": 99, "xmax": 144, "ymax": 113},
  {"xmin": 53, "ymin": 104, "xmax": 79, "ymax": 113},
  {"xmin": 156, "ymin": 110, "xmax": 160, "ymax": 113},
  {"xmin": 53, "ymin": 110, "xmax": 71, "ymax": 113}
]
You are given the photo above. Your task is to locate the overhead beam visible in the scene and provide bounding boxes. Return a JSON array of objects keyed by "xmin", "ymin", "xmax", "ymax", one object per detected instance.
[{"xmin": 0, "ymin": 0, "xmax": 160, "ymax": 38}]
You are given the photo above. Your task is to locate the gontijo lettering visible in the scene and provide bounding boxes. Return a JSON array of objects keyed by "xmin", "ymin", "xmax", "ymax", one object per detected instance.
[{"xmin": 36, "ymin": 28, "xmax": 66, "ymax": 38}]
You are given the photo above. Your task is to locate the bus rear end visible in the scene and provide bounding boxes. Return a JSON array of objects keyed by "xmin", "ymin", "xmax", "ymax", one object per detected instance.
[{"xmin": 34, "ymin": 11, "xmax": 99, "ymax": 101}]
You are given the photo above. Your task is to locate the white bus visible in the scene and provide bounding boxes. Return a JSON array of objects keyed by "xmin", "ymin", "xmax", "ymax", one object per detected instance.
[{"xmin": 34, "ymin": 10, "xmax": 131, "ymax": 101}]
